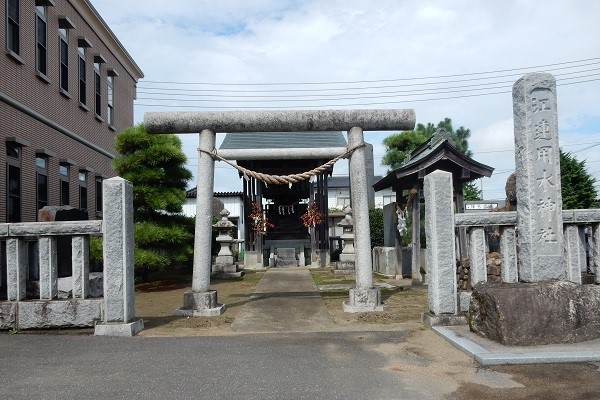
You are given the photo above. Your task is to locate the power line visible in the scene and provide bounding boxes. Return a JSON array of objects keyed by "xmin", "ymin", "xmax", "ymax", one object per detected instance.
[
  {"xmin": 134, "ymin": 77, "xmax": 599, "ymax": 109},
  {"xmin": 135, "ymin": 72, "xmax": 600, "ymax": 102},
  {"xmin": 140, "ymin": 57, "xmax": 600, "ymax": 86},
  {"xmin": 137, "ymin": 66, "xmax": 600, "ymax": 95}
]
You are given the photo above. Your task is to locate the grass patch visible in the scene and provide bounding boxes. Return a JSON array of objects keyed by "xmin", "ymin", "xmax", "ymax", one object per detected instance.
[
  {"xmin": 212, "ymin": 270, "xmax": 265, "ymax": 285},
  {"xmin": 310, "ymin": 268, "xmax": 355, "ymax": 285}
]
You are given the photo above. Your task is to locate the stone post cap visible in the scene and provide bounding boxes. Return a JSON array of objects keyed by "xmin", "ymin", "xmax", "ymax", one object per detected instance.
[
  {"xmin": 338, "ymin": 207, "xmax": 354, "ymax": 227},
  {"xmin": 213, "ymin": 208, "xmax": 235, "ymax": 228}
]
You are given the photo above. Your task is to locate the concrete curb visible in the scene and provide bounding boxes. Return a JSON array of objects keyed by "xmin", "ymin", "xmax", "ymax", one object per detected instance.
[{"xmin": 433, "ymin": 325, "xmax": 600, "ymax": 365}]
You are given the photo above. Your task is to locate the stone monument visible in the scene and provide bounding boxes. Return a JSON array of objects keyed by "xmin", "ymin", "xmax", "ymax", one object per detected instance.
[{"xmin": 469, "ymin": 73, "xmax": 600, "ymax": 345}]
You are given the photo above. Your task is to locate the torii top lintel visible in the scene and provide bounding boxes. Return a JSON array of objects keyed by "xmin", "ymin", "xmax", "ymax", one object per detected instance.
[{"xmin": 144, "ymin": 109, "xmax": 416, "ymax": 134}]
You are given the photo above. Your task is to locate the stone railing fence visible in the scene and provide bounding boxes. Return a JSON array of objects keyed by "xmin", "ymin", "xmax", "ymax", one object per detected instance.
[
  {"xmin": 0, "ymin": 177, "xmax": 142, "ymax": 336},
  {"xmin": 425, "ymin": 170, "xmax": 600, "ymax": 318}
]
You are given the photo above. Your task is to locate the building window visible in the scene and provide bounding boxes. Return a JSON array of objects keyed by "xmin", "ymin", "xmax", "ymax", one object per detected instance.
[
  {"xmin": 78, "ymin": 46, "xmax": 86, "ymax": 105},
  {"xmin": 36, "ymin": 156, "xmax": 49, "ymax": 216},
  {"xmin": 6, "ymin": 145, "xmax": 21, "ymax": 222},
  {"xmin": 95, "ymin": 177, "xmax": 103, "ymax": 213},
  {"xmin": 34, "ymin": 5, "xmax": 48, "ymax": 75},
  {"xmin": 107, "ymin": 75, "xmax": 114, "ymax": 126},
  {"xmin": 59, "ymin": 28, "xmax": 69, "ymax": 92},
  {"xmin": 59, "ymin": 164, "xmax": 69, "ymax": 206},
  {"xmin": 94, "ymin": 62, "xmax": 101, "ymax": 116},
  {"xmin": 337, "ymin": 197, "xmax": 351, "ymax": 208},
  {"xmin": 7, "ymin": 0, "xmax": 20, "ymax": 55},
  {"xmin": 79, "ymin": 171, "xmax": 87, "ymax": 211},
  {"xmin": 382, "ymin": 195, "xmax": 395, "ymax": 206}
]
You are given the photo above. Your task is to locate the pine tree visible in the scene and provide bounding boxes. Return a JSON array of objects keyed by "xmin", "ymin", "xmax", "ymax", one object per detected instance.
[{"xmin": 112, "ymin": 124, "xmax": 194, "ymax": 280}]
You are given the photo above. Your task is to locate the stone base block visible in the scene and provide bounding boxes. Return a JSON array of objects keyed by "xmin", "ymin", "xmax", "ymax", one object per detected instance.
[
  {"xmin": 333, "ymin": 269, "xmax": 355, "ymax": 275},
  {"xmin": 421, "ymin": 312, "xmax": 467, "ymax": 328},
  {"xmin": 95, "ymin": 318, "xmax": 144, "ymax": 337},
  {"xmin": 335, "ymin": 261, "xmax": 355, "ymax": 271},
  {"xmin": 243, "ymin": 251, "xmax": 264, "ymax": 270},
  {"xmin": 212, "ymin": 271, "xmax": 243, "ymax": 279},
  {"xmin": 174, "ymin": 290, "xmax": 225, "ymax": 317},
  {"xmin": 342, "ymin": 288, "xmax": 385, "ymax": 313},
  {"xmin": 1, "ymin": 300, "xmax": 104, "ymax": 330},
  {"xmin": 0, "ymin": 299, "xmax": 103, "ymax": 330},
  {"xmin": 0, "ymin": 302, "xmax": 17, "ymax": 329},
  {"xmin": 244, "ymin": 265, "xmax": 266, "ymax": 271},
  {"xmin": 469, "ymin": 281, "xmax": 600, "ymax": 345},
  {"xmin": 19, "ymin": 299, "xmax": 103, "ymax": 329},
  {"xmin": 372, "ymin": 246, "xmax": 397, "ymax": 276},
  {"xmin": 212, "ymin": 264, "xmax": 242, "ymax": 278},
  {"xmin": 215, "ymin": 255, "xmax": 235, "ymax": 265}
]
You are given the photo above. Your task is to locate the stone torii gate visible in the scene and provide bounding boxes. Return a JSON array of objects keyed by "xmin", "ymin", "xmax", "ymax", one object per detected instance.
[{"xmin": 144, "ymin": 109, "xmax": 415, "ymax": 316}]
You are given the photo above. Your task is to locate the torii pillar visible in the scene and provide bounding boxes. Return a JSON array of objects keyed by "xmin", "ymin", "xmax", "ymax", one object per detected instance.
[{"xmin": 145, "ymin": 109, "xmax": 415, "ymax": 315}]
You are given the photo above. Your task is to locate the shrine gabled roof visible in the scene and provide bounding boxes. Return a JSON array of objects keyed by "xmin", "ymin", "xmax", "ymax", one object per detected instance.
[
  {"xmin": 373, "ymin": 132, "xmax": 494, "ymax": 191},
  {"xmin": 219, "ymin": 131, "xmax": 347, "ymax": 150}
]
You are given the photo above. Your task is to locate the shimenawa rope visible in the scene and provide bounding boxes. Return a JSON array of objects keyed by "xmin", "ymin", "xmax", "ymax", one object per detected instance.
[{"xmin": 198, "ymin": 144, "xmax": 366, "ymax": 185}]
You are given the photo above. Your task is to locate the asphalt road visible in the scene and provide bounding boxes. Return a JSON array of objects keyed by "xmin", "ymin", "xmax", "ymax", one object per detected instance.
[{"xmin": 1, "ymin": 331, "xmax": 425, "ymax": 400}]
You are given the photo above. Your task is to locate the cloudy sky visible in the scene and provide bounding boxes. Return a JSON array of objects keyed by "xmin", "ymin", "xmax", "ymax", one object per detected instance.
[{"xmin": 91, "ymin": 0, "xmax": 600, "ymax": 198}]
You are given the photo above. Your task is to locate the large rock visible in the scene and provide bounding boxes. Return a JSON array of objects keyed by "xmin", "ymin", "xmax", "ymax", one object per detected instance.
[{"xmin": 469, "ymin": 281, "xmax": 600, "ymax": 345}]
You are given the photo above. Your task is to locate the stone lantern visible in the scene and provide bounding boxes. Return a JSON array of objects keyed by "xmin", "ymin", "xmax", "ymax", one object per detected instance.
[
  {"xmin": 212, "ymin": 208, "xmax": 242, "ymax": 278},
  {"xmin": 335, "ymin": 207, "xmax": 355, "ymax": 273}
]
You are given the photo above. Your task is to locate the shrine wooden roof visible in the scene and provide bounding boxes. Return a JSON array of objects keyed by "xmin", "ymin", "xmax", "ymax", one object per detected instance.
[
  {"xmin": 219, "ymin": 131, "xmax": 347, "ymax": 150},
  {"xmin": 373, "ymin": 131, "xmax": 494, "ymax": 191}
]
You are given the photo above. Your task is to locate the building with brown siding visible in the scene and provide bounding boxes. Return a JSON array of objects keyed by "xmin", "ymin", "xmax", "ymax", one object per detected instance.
[{"xmin": 1, "ymin": 0, "xmax": 143, "ymax": 222}]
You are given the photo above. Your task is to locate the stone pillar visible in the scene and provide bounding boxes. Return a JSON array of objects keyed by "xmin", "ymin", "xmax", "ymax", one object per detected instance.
[
  {"xmin": 343, "ymin": 127, "xmax": 384, "ymax": 312},
  {"xmin": 176, "ymin": 129, "xmax": 225, "ymax": 317},
  {"xmin": 95, "ymin": 177, "xmax": 143, "ymax": 336},
  {"xmin": 71, "ymin": 235, "xmax": 90, "ymax": 299},
  {"xmin": 592, "ymin": 223, "xmax": 600, "ymax": 284},
  {"xmin": 564, "ymin": 225, "xmax": 584, "ymax": 284},
  {"xmin": 513, "ymin": 73, "xmax": 564, "ymax": 282},
  {"xmin": 38, "ymin": 237, "xmax": 58, "ymax": 299},
  {"xmin": 365, "ymin": 143, "xmax": 375, "ymax": 208},
  {"xmin": 500, "ymin": 227, "xmax": 518, "ymax": 283},
  {"xmin": 212, "ymin": 209, "xmax": 242, "ymax": 278},
  {"xmin": 6, "ymin": 238, "xmax": 27, "ymax": 301},
  {"xmin": 423, "ymin": 171, "xmax": 458, "ymax": 316},
  {"xmin": 411, "ymin": 185, "xmax": 422, "ymax": 285},
  {"xmin": 468, "ymin": 227, "xmax": 487, "ymax": 286}
]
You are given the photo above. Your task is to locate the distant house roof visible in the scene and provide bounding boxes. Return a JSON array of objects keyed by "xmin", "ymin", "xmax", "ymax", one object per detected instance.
[
  {"xmin": 373, "ymin": 130, "xmax": 494, "ymax": 191},
  {"xmin": 316, "ymin": 175, "xmax": 383, "ymax": 189},
  {"xmin": 186, "ymin": 188, "xmax": 243, "ymax": 198},
  {"xmin": 219, "ymin": 131, "xmax": 347, "ymax": 150}
]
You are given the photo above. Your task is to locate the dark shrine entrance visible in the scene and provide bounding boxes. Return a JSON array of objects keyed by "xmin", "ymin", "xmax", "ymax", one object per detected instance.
[{"xmin": 219, "ymin": 131, "xmax": 347, "ymax": 268}]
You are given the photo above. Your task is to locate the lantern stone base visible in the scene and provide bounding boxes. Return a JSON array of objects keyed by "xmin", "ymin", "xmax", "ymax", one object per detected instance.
[
  {"xmin": 334, "ymin": 261, "xmax": 355, "ymax": 274},
  {"xmin": 212, "ymin": 263, "xmax": 243, "ymax": 278},
  {"xmin": 174, "ymin": 290, "xmax": 225, "ymax": 317},
  {"xmin": 343, "ymin": 288, "xmax": 385, "ymax": 313}
]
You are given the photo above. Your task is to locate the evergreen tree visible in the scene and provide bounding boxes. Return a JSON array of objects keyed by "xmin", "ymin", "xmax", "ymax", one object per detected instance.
[
  {"xmin": 112, "ymin": 124, "xmax": 194, "ymax": 280},
  {"xmin": 560, "ymin": 149, "xmax": 597, "ymax": 209},
  {"xmin": 368, "ymin": 208, "xmax": 385, "ymax": 248}
]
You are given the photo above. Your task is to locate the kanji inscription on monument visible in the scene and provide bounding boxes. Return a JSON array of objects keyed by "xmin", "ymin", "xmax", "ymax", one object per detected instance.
[{"xmin": 513, "ymin": 73, "xmax": 564, "ymax": 282}]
